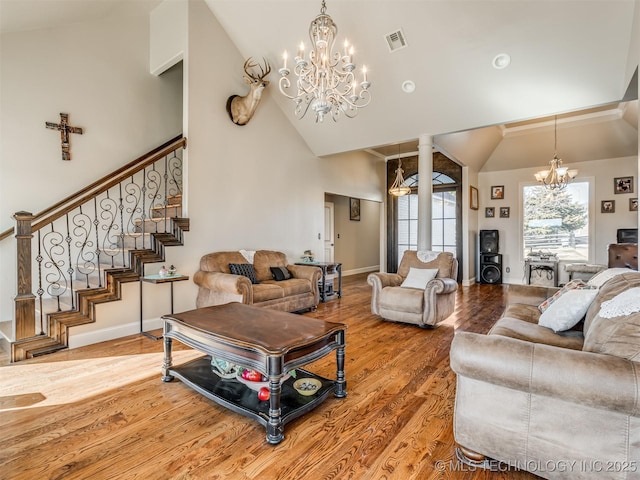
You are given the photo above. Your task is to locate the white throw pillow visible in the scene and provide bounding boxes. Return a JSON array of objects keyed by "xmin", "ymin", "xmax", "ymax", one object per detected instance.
[
  {"xmin": 401, "ymin": 268, "xmax": 438, "ymax": 289},
  {"xmin": 538, "ymin": 288, "xmax": 598, "ymax": 332},
  {"xmin": 587, "ymin": 268, "xmax": 632, "ymax": 288}
]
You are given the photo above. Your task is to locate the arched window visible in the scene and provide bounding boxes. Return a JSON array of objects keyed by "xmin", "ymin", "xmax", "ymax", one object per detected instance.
[{"xmin": 387, "ymin": 152, "xmax": 462, "ymax": 277}]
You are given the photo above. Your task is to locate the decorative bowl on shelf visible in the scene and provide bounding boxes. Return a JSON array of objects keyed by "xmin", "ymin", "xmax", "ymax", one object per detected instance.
[
  {"xmin": 236, "ymin": 371, "xmax": 291, "ymax": 391},
  {"xmin": 210, "ymin": 357, "xmax": 239, "ymax": 379},
  {"xmin": 293, "ymin": 378, "xmax": 321, "ymax": 396}
]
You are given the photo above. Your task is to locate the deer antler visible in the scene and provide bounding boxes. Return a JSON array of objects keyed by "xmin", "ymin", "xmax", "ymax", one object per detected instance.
[{"xmin": 243, "ymin": 57, "xmax": 271, "ymax": 81}]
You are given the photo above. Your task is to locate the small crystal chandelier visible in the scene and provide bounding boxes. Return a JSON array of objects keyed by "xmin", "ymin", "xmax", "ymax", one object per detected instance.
[
  {"xmin": 388, "ymin": 154, "xmax": 411, "ymax": 197},
  {"xmin": 534, "ymin": 116, "xmax": 578, "ymax": 190},
  {"xmin": 278, "ymin": 0, "xmax": 371, "ymax": 123}
]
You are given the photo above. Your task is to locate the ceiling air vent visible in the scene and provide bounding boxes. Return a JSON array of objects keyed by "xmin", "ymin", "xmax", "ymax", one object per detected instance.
[{"xmin": 385, "ymin": 29, "xmax": 407, "ymax": 52}]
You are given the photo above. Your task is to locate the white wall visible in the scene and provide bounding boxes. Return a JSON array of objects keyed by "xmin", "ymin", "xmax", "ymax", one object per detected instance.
[
  {"xmin": 73, "ymin": 0, "xmax": 386, "ymax": 346},
  {"xmin": 164, "ymin": 0, "xmax": 384, "ymax": 316},
  {"xmin": 0, "ymin": 4, "xmax": 183, "ymax": 324},
  {"xmin": 478, "ymin": 156, "xmax": 638, "ymax": 285}
]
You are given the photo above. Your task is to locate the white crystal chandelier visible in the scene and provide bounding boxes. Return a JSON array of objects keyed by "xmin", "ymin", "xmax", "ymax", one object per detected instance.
[
  {"xmin": 534, "ymin": 116, "xmax": 578, "ymax": 190},
  {"xmin": 278, "ymin": 0, "xmax": 371, "ymax": 123}
]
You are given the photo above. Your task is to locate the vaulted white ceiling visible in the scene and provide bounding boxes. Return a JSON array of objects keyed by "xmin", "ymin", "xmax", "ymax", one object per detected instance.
[
  {"xmin": 2, "ymin": 0, "xmax": 638, "ymax": 170},
  {"xmin": 205, "ymin": 0, "xmax": 639, "ymax": 164}
]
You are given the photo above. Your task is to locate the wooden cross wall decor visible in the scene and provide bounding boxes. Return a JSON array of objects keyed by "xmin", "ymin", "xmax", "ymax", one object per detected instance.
[{"xmin": 46, "ymin": 113, "xmax": 83, "ymax": 161}]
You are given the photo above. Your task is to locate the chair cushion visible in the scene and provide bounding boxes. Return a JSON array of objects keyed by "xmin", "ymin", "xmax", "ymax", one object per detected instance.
[
  {"xmin": 199, "ymin": 251, "xmax": 247, "ymax": 273},
  {"xmin": 584, "ymin": 271, "xmax": 640, "ymax": 334},
  {"xmin": 254, "ymin": 250, "xmax": 288, "ymax": 282},
  {"xmin": 584, "ymin": 275, "xmax": 640, "ymax": 360},
  {"xmin": 267, "ymin": 278, "xmax": 312, "ymax": 296},
  {"xmin": 252, "ymin": 283, "xmax": 284, "ymax": 302},
  {"xmin": 379, "ymin": 286, "xmax": 424, "ymax": 314},
  {"xmin": 489, "ymin": 317, "xmax": 584, "ymax": 350},
  {"xmin": 397, "ymin": 250, "xmax": 455, "ymax": 279}
]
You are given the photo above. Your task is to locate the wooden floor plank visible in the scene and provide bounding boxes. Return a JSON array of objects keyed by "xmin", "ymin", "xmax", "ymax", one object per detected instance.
[{"xmin": 0, "ymin": 275, "xmax": 537, "ymax": 479}]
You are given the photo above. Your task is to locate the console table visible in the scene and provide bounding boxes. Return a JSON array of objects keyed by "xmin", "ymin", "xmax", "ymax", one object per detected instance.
[
  {"xmin": 161, "ymin": 303, "xmax": 347, "ymax": 444},
  {"xmin": 295, "ymin": 261, "xmax": 342, "ymax": 302},
  {"xmin": 139, "ymin": 273, "xmax": 189, "ymax": 340}
]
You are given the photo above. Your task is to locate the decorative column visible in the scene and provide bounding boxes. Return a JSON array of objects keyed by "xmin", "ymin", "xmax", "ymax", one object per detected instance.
[
  {"xmin": 14, "ymin": 211, "xmax": 36, "ymax": 339},
  {"xmin": 417, "ymin": 134, "xmax": 433, "ymax": 250}
]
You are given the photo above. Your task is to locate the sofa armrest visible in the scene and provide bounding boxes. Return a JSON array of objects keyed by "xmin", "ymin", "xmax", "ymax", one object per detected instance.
[
  {"xmin": 287, "ymin": 264, "xmax": 321, "ymax": 283},
  {"xmin": 367, "ymin": 272, "xmax": 403, "ymax": 289},
  {"xmin": 426, "ymin": 277, "xmax": 458, "ymax": 295},
  {"xmin": 422, "ymin": 278, "xmax": 458, "ymax": 326},
  {"xmin": 367, "ymin": 272, "xmax": 403, "ymax": 315},
  {"xmin": 506, "ymin": 284, "xmax": 559, "ymax": 306},
  {"xmin": 450, "ymin": 331, "xmax": 640, "ymax": 416},
  {"xmin": 193, "ymin": 270, "xmax": 252, "ymax": 301}
]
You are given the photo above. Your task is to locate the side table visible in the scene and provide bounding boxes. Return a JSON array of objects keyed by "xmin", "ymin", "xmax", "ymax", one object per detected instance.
[
  {"xmin": 140, "ymin": 273, "xmax": 189, "ymax": 340},
  {"xmin": 295, "ymin": 262, "xmax": 342, "ymax": 302}
]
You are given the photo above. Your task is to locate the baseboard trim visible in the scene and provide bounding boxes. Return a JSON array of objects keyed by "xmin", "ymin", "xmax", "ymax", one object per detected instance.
[
  {"xmin": 462, "ymin": 277, "xmax": 477, "ymax": 287},
  {"xmin": 68, "ymin": 317, "xmax": 164, "ymax": 349},
  {"xmin": 342, "ymin": 265, "xmax": 379, "ymax": 277}
]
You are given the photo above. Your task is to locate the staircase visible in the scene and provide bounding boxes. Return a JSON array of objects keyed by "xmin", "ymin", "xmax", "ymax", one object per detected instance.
[{"xmin": 0, "ymin": 136, "xmax": 188, "ymax": 362}]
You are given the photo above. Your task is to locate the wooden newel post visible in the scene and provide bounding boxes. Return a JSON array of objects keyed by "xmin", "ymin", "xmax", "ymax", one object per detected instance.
[{"xmin": 14, "ymin": 211, "xmax": 36, "ymax": 339}]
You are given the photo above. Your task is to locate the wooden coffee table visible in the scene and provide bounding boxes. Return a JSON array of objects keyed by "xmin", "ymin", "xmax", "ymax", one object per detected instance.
[{"xmin": 161, "ymin": 302, "xmax": 347, "ymax": 444}]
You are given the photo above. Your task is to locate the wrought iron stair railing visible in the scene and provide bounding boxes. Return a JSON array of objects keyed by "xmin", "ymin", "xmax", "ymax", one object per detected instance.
[{"xmin": 1, "ymin": 135, "xmax": 188, "ymax": 362}]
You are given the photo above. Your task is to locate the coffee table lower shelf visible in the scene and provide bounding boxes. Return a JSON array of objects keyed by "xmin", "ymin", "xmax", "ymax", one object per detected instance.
[{"xmin": 167, "ymin": 356, "xmax": 335, "ymax": 431}]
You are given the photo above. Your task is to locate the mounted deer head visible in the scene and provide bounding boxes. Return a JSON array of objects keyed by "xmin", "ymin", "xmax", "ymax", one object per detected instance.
[{"xmin": 226, "ymin": 57, "xmax": 271, "ymax": 126}]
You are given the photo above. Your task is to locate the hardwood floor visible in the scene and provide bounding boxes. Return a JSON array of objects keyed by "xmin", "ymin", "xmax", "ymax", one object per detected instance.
[{"xmin": 0, "ymin": 275, "xmax": 539, "ymax": 480}]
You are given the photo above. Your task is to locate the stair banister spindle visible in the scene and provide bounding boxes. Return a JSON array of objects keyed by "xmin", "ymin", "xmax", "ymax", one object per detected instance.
[{"xmin": 8, "ymin": 136, "xmax": 187, "ymax": 362}]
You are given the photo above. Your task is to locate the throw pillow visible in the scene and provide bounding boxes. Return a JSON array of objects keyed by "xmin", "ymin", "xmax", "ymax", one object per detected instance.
[
  {"xmin": 229, "ymin": 263, "xmax": 259, "ymax": 284},
  {"xmin": 538, "ymin": 287, "xmax": 599, "ymax": 332},
  {"xmin": 538, "ymin": 279, "xmax": 587, "ymax": 313},
  {"xmin": 270, "ymin": 266, "xmax": 291, "ymax": 281},
  {"xmin": 400, "ymin": 268, "xmax": 438, "ymax": 289},
  {"xmin": 587, "ymin": 267, "xmax": 633, "ymax": 288}
]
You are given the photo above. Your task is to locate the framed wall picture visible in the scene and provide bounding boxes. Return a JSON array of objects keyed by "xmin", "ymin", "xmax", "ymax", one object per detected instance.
[
  {"xmin": 491, "ymin": 185, "xmax": 504, "ymax": 200},
  {"xmin": 470, "ymin": 186, "xmax": 479, "ymax": 210},
  {"xmin": 601, "ymin": 200, "xmax": 615, "ymax": 213},
  {"xmin": 500, "ymin": 207, "xmax": 510, "ymax": 218},
  {"xmin": 485, "ymin": 207, "xmax": 495, "ymax": 218},
  {"xmin": 630, "ymin": 198, "xmax": 638, "ymax": 211},
  {"xmin": 349, "ymin": 197, "xmax": 361, "ymax": 221},
  {"xmin": 614, "ymin": 176, "xmax": 634, "ymax": 194}
]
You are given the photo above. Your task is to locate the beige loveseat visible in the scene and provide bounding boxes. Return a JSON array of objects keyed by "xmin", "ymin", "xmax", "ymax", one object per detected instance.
[
  {"xmin": 451, "ymin": 268, "xmax": 640, "ymax": 479},
  {"xmin": 193, "ymin": 250, "xmax": 321, "ymax": 312}
]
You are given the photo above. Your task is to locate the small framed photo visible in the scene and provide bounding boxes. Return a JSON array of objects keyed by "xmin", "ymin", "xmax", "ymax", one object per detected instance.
[
  {"xmin": 470, "ymin": 186, "xmax": 479, "ymax": 210},
  {"xmin": 614, "ymin": 176, "xmax": 634, "ymax": 194},
  {"xmin": 630, "ymin": 198, "xmax": 638, "ymax": 211},
  {"xmin": 485, "ymin": 207, "xmax": 495, "ymax": 218},
  {"xmin": 500, "ymin": 207, "xmax": 510, "ymax": 218},
  {"xmin": 601, "ymin": 200, "xmax": 615, "ymax": 213},
  {"xmin": 349, "ymin": 197, "xmax": 361, "ymax": 221},
  {"xmin": 491, "ymin": 185, "xmax": 504, "ymax": 200}
]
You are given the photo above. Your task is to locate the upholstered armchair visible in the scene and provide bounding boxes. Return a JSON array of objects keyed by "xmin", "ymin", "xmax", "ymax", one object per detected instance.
[{"xmin": 367, "ymin": 250, "xmax": 458, "ymax": 328}]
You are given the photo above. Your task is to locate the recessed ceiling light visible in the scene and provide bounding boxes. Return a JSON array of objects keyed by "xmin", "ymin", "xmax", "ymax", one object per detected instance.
[
  {"xmin": 492, "ymin": 53, "xmax": 511, "ymax": 70},
  {"xmin": 402, "ymin": 80, "xmax": 416, "ymax": 93}
]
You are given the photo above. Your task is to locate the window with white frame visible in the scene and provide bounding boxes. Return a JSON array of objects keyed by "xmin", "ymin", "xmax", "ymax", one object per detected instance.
[{"xmin": 522, "ymin": 181, "xmax": 590, "ymax": 261}]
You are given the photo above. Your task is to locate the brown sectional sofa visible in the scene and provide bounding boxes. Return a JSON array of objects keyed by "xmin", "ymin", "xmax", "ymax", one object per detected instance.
[
  {"xmin": 193, "ymin": 250, "xmax": 321, "ymax": 312},
  {"xmin": 451, "ymin": 268, "xmax": 640, "ymax": 479}
]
